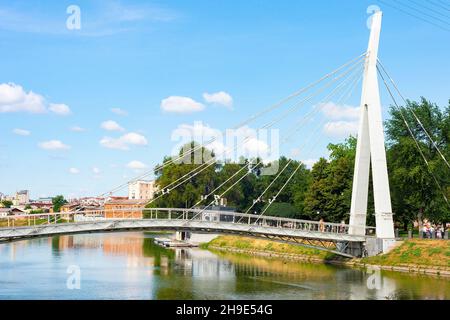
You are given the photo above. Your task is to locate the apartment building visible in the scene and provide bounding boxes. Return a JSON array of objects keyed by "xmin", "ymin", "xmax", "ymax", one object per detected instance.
[{"xmin": 128, "ymin": 180, "xmax": 157, "ymax": 201}]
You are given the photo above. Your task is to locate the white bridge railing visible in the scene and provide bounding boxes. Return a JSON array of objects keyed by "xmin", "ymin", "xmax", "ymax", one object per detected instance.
[{"xmin": 0, "ymin": 207, "xmax": 376, "ymax": 237}]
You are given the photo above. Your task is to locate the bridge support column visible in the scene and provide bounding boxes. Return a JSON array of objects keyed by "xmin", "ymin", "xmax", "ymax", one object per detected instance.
[
  {"xmin": 175, "ymin": 231, "xmax": 190, "ymax": 241},
  {"xmin": 340, "ymin": 241, "xmax": 364, "ymax": 257},
  {"xmin": 349, "ymin": 11, "xmax": 395, "ymax": 252}
]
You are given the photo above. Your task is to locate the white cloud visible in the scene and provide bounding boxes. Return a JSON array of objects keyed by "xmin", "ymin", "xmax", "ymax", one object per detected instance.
[
  {"xmin": 323, "ymin": 121, "xmax": 359, "ymax": 137},
  {"xmin": 70, "ymin": 126, "xmax": 86, "ymax": 132},
  {"xmin": 69, "ymin": 167, "xmax": 80, "ymax": 174},
  {"xmin": 203, "ymin": 91, "xmax": 233, "ymax": 109},
  {"xmin": 173, "ymin": 122, "xmax": 221, "ymax": 139},
  {"xmin": 126, "ymin": 160, "xmax": 148, "ymax": 170},
  {"xmin": 100, "ymin": 132, "xmax": 148, "ymax": 150},
  {"xmin": 49, "ymin": 103, "xmax": 71, "ymax": 116},
  {"xmin": 301, "ymin": 159, "xmax": 317, "ymax": 169},
  {"xmin": 0, "ymin": 83, "xmax": 71, "ymax": 116},
  {"xmin": 38, "ymin": 140, "xmax": 71, "ymax": 150},
  {"xmin": 161, "ymin": 96, "xmax": 205, "ymax": 113},
  {"xmin": 13, "ymin": 128, "xmax": 31, "ymax": 136},
  {"xmin": 111, "ymin": 108, "xmax": 128, "ymax": 116},
  {"xmin": 100, "ymin": 137, "xmax": 127, "ymax": 150},
  {"xmin": 101, "ymin": 120, "xmax": 125, "ymax": 132},
  {"xmin": 171, "ymin": 122, "xmax": 229, "ymax": 158},
  {"xmin": 243, "ymin": 138, "xmax": 269, "ymax": 154},
  {"xmin": 321, "ymin": 102, "xmax": 359, "ymax": 120},
  {"xmin": 170, "ymin": 122, "xmax": 275, "ymax": 162},
  {"xmin": 0, "ymin": 83, "xmax": 46, "ymax": 113},
  {"xmin": 121, "ymin": 132, "xmax": 148, "ymax": 145},
  {"xmin": 320, "ymin": 102, "xmax": 360, "ymax": 138}
]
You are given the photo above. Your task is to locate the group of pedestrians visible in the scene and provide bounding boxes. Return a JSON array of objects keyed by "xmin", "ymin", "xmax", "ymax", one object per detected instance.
[{"xmin": 421, "ymin": 221, "xmax": 446, "ymax": 239}]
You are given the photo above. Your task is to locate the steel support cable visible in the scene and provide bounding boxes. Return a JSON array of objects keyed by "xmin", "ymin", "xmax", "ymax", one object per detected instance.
[
  {"xmin": 241, "ymin": 119, "xmax": 326, "ymax": 219},
  {"xmin": 126, "ymin": 56, "xmax": 367, "ymax": 203},
  {"xmin": 253, "ymin": 68, "xmax": 365, "ymax": 223},
  {"xmin": 255, "ymin": 118, "xmax": 328, "ymax": 223},
  {"xmin": 377, "ymin": 0, "xmax": 450, "ymax": 32},
  {"xmin": 259, "ymin": 60, "xmax": 365, "ymax": 131},
  {"xmin": 395, "ymin": 0, "xmax": 450, "ymax": 25},
  {"xmin": 141, "ymin": 59, "xmax": 366, "ymax": 207},
  {"xmin": 409, "ymin": 0, "xmax": 450, "ymax": 18},
  {"xmin": 282, "ymin": 65, "xmax": 364, "ymax": 142},
  {"xmin": 428, "ymin": 0, "xmax": 450, "ymax": 11},
  {"xmin": 377, "ymin": 59, "xmax": 450, "ymax": 169},
  {"xmin": 242, "ymin": 67, "xmax": 364, "ymax": 217},
  {"xmin": 377, "ymin": 66, "xmax": 449, "ymax": 205},
  {"xmin": 189, "ymin": 64, "xmax": 365, "ymax": 220},
  {"xmin": 98, "ymin": 53, "xmax": 368, "ymax": 197}
]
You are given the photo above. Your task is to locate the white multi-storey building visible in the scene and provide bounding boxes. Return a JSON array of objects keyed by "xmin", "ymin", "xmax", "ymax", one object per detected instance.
[
  {"xmin": 15, "ymin": 190, "xmax": 29, "ymax": 205},
  {"xmin": 128, "ymin": 180, "xmax": 157, "ymax": 200}
]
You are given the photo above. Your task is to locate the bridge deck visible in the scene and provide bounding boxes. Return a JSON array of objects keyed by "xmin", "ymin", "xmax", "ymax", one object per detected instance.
[
  {"xmin": 0, "ymin": 208, "xmax": 372, "ymax": 239},
  {"xmin": 0, "ymin": 208, "xmax": 374, "ymax": 257}
]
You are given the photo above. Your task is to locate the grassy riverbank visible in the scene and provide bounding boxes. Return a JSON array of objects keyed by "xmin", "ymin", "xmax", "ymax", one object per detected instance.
[
  {"xmin": 202, "ymin": 236, "xmax": 450, "ymax": 275},
  {"xmin": 362, "ymin": 239, "xmax": 450, "ymax": 268},
  {"xmin": 201, "ymin": 235, "xmax": 337, "ymax": 260}
]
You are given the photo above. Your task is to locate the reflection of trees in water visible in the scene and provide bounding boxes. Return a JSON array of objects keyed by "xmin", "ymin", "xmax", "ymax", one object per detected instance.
[
  {"xmin": 214, "ymin": 250, "xmax": 335, "ymax": 279},
  {"xmin": 51, "ymin": 236, "xmax": 61, "ymax": 256},
  {"xmin": 380, "ymin": 271, "xmax": 450, "ymax": 300},
  {"xmin": 142, "ymin": 238, "xmax": 175, "ymax": 274},
  {"xmin": 174, "ymin": 249, "xmax": 235, "ymax": 279},
  {"xmin": 43, "ymin": 233, "xmax": 450, "ymax": 300},
  {"xmin": 152, "ymin": 247, "xmax": 237, "ymax": 299}
]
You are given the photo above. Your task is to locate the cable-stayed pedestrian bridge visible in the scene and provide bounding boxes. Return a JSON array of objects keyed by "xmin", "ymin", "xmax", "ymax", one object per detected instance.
[
  {"xmin": 1, "ymin": 11, "xmax": 446, "ymax": 259},
  {"xmin": 0, "ymin": 208, "xmax": 374, "ymax": 257}
]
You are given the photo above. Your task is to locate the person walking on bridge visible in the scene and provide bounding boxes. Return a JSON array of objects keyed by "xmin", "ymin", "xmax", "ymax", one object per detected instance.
[{"xmin": 319, "ymin": 218, "xmax": 325, "ymax": 232}]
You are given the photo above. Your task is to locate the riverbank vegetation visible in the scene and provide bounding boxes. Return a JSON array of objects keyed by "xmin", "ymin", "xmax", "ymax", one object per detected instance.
[
  {"xmin": 203, "ymin": 236, "xmax": 450, "ymax": 271},
  {"xmin": 201, "ymin": 235, "xmax": 335, "ymax": 260},
  {"xmin": 149, "ymin": 98, "xmax": 449, "ymax": 231},
  {"xmin": 362, "ymin": 240, "xmax": 450, "ymax": 268}
]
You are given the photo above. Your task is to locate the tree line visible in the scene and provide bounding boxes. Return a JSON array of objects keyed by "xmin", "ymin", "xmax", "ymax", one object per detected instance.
[{"xmin": 150, "ymin": 98, "xmax": 449, "ymax": 230}]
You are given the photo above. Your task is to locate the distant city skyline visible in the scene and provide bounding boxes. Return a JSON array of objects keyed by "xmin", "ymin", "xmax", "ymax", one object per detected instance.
[{"xmin": 0, "ymin": 0, "xmax": 448, "ymax": 198}]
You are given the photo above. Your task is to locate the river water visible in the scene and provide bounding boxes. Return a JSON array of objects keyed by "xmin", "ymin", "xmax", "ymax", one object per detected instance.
[{"xmin": 0, "ymin": 232, "xmax": 448, "ymax": 300}]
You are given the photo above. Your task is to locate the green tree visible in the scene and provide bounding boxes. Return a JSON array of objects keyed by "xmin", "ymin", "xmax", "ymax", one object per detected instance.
[
  {"xmin": 151, "ymin": 142, "xmax": 219, "ymax": 209},
  {"xmin": 247, "ymin": 157, "xmax": 310, "ymax": 218},
  {"xmin": 1, "ymin": 200, "xmax": 13, "ymax": 208},
  {"xmin": 304, "ymin": 137, "xmax": 357, "ymax": 222},
  {"xmin": 386, "ymin": 98, "xmax": 449, "ymax": 232},
  {"xmin": 52, "ymin": 195, "xmax": 67, "ymax": 213}
]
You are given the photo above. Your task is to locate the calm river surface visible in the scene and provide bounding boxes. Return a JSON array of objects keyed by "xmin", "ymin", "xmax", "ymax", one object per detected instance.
[{"xmin": 0, "ymin": 232, "xmax": 448, "ymax": 300}]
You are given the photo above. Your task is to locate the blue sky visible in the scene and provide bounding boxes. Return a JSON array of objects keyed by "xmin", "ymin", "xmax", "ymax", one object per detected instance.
[{"xmin": 0, "ymin": 0, "xmax": 449, "ymax": 199}]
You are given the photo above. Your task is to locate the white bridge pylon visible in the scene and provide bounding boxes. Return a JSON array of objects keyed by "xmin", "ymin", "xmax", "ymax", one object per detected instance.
[{"xmin": 349, "ymin": 11, "xmax": 395, "ymax": 249}]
